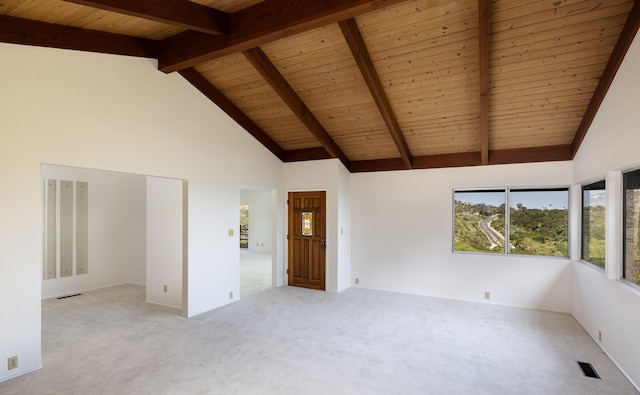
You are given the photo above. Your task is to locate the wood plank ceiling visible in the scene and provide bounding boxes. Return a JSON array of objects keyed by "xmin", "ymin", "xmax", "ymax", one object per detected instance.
[{"xmin": 1, "ymin": 0, "xmax": 638, "ymax": 172}]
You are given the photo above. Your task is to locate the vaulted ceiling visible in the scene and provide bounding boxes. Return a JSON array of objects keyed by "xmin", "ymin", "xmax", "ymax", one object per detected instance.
[{"xmin": 2, "ymin": 0, "xmax": 639, "ymax": 172}]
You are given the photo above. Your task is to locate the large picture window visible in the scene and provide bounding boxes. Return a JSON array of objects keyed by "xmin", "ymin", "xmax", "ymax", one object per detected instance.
[
  {"xmin": 582, "ymin": 181, "xmax": 606, "ymax": 269},
  {"xmin": 623, "ymin": 169, "xmax": 640, "ymax": 285},
  {"xmin": 454, "ymin": 188, "xmax": 568, "ymax": 257}
]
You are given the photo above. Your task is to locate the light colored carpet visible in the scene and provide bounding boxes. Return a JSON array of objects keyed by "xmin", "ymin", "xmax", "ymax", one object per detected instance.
[{"xmin": 1, "ymin": 254, "xmax": 637, "ymax": 394}]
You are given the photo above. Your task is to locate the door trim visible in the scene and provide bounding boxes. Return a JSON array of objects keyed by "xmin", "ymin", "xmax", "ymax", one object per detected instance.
[{"xmin": 287, "ymin": 191, "xmax": 326, "ymax": 290}]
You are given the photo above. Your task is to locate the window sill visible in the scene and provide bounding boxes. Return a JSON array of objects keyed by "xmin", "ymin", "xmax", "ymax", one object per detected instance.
[{"xmin": 615, "ymin": 279, "xmax": 640, "ymax": 298}]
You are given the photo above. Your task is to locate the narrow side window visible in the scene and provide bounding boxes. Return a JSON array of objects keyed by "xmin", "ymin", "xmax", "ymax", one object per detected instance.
[
  {"xmin": 582, "ymin": 180, "xmax": 606, "ymax": 269},
  {"xmin": 623, "ymin": 170, "xmax": 640, "ymax": 285}
]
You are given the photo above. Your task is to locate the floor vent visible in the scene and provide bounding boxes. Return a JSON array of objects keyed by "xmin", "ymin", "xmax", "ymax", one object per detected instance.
[
  {"xmin": 577, "ymin": 361, "xmax": 601, "ymax": 379},
  {"xmin": 57, "ymin": 293, "xmax": 82, "ymax": 300}
]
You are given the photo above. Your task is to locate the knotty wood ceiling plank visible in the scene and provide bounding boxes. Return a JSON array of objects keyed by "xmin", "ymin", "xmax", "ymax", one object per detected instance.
[
  {"xmin": 478, "ymin": 0, "xmax": 489, "ymax": 165},
  {"xmin": 339, "ymin": 18, "xmax": 412, "ymax": 169},
  {"xmin": 158, "ymin": 0, "xmax": 412, "ymax": 73},
  {"xmin": 62, "ymin": 0, "xmax": 231, "ymax": 35},
  {"xmin": 571, "ymin": 0, "xmax": 640, "ymax": 158},
  {"xmin": 1, "ymin": 0, "xmax": 636, "ymax": 171},
  {"xmin": 178, "ymin": 67, "xmax": 285, "ymax": 160},
  {"xmin": 1, "ymin": 0, "xmax": 185, "ymax": 39},
  {"xmin": 0, "ymin": 14, "xmax": 158, "ymax": 57},
  {"xmin": 243, "ymin": 46, "xmax": 351, "ymax": 169}
]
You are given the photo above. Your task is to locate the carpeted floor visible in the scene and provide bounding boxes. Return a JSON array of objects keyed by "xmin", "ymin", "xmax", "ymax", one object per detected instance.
[{"xmin": 0, "ymin": 252, "xmax": 637, "ymax": 394}]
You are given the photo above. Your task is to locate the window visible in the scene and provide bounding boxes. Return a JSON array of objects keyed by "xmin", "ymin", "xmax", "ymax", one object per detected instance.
[
  {"xmin": 509, "ymin": 189, "xmax": 568, "ymax": 257},
  {"xmin": 582, "ymin": 181, "xmax": 606, "ymax": 269},
  {"xmin": 454, "ymin": 188, "xmax": 569, "ymax": 257},
  {"xmin": 623, "ymin": 169, "xmax": 640, "ymax": 285},
  {"xmin": 454, "ymin": 190, "xmax": 505, "ymax": 253}
]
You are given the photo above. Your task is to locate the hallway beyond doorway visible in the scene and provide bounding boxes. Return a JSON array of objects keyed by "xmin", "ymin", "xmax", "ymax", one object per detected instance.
[{"xmin": 240, "ymin": 250, "xmax": 272, "ymax": 298}]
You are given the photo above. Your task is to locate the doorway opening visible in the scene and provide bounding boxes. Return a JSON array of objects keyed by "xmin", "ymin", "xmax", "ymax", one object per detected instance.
[
  {"xmin": 240, "ymin": 188, "xmax": 275, "ymax": 297},
  {"xmin": 41, "ymin": 164, "xmax": 187, "ymax": 315}
]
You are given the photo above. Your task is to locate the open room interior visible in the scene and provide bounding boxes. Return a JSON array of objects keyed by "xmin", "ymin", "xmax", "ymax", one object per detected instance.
[{"xmin": 1, "ymin": 0, "xmax": 640, "ymax": 393}]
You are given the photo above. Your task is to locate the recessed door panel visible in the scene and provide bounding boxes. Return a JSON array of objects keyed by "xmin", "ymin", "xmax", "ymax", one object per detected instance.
[
  {"xmin": 76, "ymin": 182, "xmax": 88, "ymax": 275},
  {"xmin": 44, "ymin": 179, "xmax": 57, "ymax": 280},
  {"xmin": 59, "ymin": 181, "xmax": 73, "ymax": 277}
]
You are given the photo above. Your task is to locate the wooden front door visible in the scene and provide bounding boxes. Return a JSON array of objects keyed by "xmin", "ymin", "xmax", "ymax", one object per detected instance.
[{"xmin": 288, "ymin": 191, "xmax": 326, "ymax": 290}]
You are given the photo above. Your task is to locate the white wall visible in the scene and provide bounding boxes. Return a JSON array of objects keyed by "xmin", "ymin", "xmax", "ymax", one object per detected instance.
[
  {"xmin": 147, "ymin": 176, "xmax": 184, "ymax": 310},
  {"xmin": 240, "ymin": 189, "xmax": 273, "ymax": 253},
  {"xmin": 40, "ymin": 165, "xmax": 147, "ymax": 299},
  {"xmin": 283, "ymin": 159, "xmax": 351, "ymax": 292},
  {"xmin": 351, "ymin": 161, "xmax": 574, "ymax": 312},
  {"xmin": 571, "ymin": 31, "xmax": 640, "ymax": 389},
  {"xmin": 0, "ymin": 43, "xmax": 283, "ymax": 382},
  {"xmin": 337, "ymin": 163, "xmax": 352, "ymax": 291}
]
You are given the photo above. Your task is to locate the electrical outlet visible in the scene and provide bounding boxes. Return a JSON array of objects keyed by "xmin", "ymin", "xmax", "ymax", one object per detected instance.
[
  {"xmin": 355, "ymin": 278, "xmax": 359, "ymax": 285},
  {"xmin": 229, "ymin": 291, "xmax": 233, "ymax": 299},
  {"xmin": 598, "ymin": 331, "xmax": 602, "ymax": 341},
  {"xmin": 163, "ymin": 285, "xmax": 167, "ymax": 293},
  {"xmin": 228, "ymin": 229, "xmax": 234, "ymax": 237},
  {"xmin": 484, "ymin": 291, "xmax": 490, "ymax": 300},
  {"xmin": 8, "ymin": 356, "xmax": 18, "ymax": 370}
]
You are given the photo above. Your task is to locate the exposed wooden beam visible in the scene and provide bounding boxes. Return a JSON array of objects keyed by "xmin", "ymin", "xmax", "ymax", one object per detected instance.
[
  {"xmin": 178, "ymin": 67, "xmax": 285, "ymax": 161},
  {"xmin": 0, "ymin": 15, "xmax": 157, "ymax": 58},
  {"xmin": 413, "ymin": 152, "xmax": 481, "ymax": 170},
  {"xmin": 62, "ymin": 0, "xmax": 230, "ymax": 36},
  {"xmin": 339, "ymin": 18, "xmax": 412, "ymax": 170},
  {"xmin": 350, "ymin": 158, "xmax": 408, "ymax": 173},
  {"xmin": 284, "ymin": 147, "xmax": 332, "ymax": 162},
  {"xmin": 478, "ymin": 0, "xmax": 490, "ymax": 165},
  {"xmin": 243, "ymin": 47, "xmax": 351, "ymax": 170},
  {"xmin": 489, "ymin": 145, "xmax": 572, "ymax": 165},
  {"xmin": 351, "ymin": 145, "xmax": 572, "ymax": 172},
  {"xmin": 158, "ymin": 0, "xmax": 412, "ymax": 73},
  {"xmin": 570, "ymin": 0, "xmax": 640, "ymax": 159}
]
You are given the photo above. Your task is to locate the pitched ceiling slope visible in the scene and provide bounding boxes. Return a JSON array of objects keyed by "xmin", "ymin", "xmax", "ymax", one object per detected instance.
[{"xmin": 1, "ymin": 0, "xmax": 638, "ymax": 173}]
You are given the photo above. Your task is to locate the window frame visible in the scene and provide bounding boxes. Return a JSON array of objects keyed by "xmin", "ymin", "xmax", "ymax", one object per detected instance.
[
  {"xmin": 453, "ymin": 187, "xmax": 570, "ymax": 258},
  {"xmin": 581, "ymin": 180, "xmax": 606, "ymax": 270},
  {"xmin": 622, "ymin": 168, "xmax": 640, "ymax": 286}
]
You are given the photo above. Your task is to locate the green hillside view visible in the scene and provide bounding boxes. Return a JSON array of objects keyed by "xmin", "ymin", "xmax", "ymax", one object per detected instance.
[
  {"xmin": 454, "ymin": 201, "xmax": 568, "ymax": 256},
  {"xmin": 583, "ymin": 205, "xmax": 605, "ymax": 268},
  {"xmin": 454, "ymin": 201, "xmax": 504, "ymax": 253},
  {"xmin": 509, "ymin": 205, "xmax": 568, "ymax": 256}
]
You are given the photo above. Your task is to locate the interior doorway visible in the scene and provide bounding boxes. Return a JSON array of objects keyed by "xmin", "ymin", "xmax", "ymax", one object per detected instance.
[
  {"xmin": 40, "ymin": 164, "xmax": 186, "ymax": 315},
  {"xmin": 240, "ymin": 188, "xmax": 275, "ymax": 297}
]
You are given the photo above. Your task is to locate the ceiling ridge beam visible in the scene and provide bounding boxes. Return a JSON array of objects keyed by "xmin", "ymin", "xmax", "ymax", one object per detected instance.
[
  {"xmin": 339, "ymin": 18, "xmax": 413, "ymax": 170},
  {"xmin": 242, "ymin": 47, "xmax": 351, "ymax": 170},
  {"xmin": 0, "ymin": 15, "xmax": 158, "ymax": 58},
  {"xmin": 489, "ymin": 145, "xmax": 571, "ymax": 165},
  {"xmin": 284, "ymin": 148, "xmax": 332, "ymax": 162},
  {"xmin": 478, "ymin": 0, "xmax": 490, "ymax": 165},
  {"xmin": 62, "ymin": 0, "xmax": 230, "ymax": 36},
  {"xmin": 178, "ymin": 68, "xmax": 285, "ymax": 161},
  {"xmin": 158, "ymin": 0, "xmax": 412, "ymax": 73},
  {"xmin": 570, "ymin": 0, "xmax": 640, "ymax": 159},
  {"xmin": 351, "ymin": 145, "xmax": 572, "ymax": 172}
]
